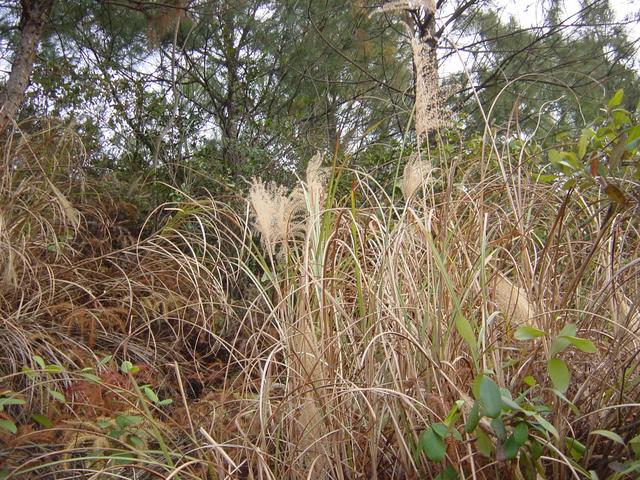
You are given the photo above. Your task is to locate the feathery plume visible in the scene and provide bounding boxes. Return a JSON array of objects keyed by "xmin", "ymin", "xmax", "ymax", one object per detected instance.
[
  {"xmin": 493, "ymin": 274, "xmax": 537, "ymax": 327},
  {"xmin": 378, "ymin": 0, "xmax": 435, "ymax": 13},
  {"xmin": 303, "ymin": 153, "xmax": 328, "ymax": 215},
  {"xmin": 400, "ymin": 153, "xmax": 433, "ymax": 201},
  {"xmin": 411, "ymin": 38, "xmax": 449, "ymax": 142},
  {"xmin": 248, "ymin": 179, "xmax": 303, "ymax": 257}
]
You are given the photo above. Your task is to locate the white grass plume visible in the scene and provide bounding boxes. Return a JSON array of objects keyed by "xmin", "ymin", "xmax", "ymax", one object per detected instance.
[
  {"xmin": 248, "ymin": 179, "xmax": 303, "ymax": 258},
  {"xmin": 400, "ymin": 154, "xmax": 433, "ymax": 201},
  {"xmin": 493, "ymin": 273, "xmax": 537, "ymax": 328},
  {"xmin": 301, "ymin": 153, "xmax": 328, "ymax": 218},
  {"xmin": 378, "ymin": 0, "xmax": 435, "ymax": 13},
  {"xmin": 411, "ymin": 39, "xmax": 449, "ymax": 142}
]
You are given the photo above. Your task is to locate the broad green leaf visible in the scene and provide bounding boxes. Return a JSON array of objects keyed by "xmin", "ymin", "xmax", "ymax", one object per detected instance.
[
  {"xmin": 128, "ymin": 434, "xmax": 145, "ymax": 448},
  {"xmin": 566, "ymin": 437, "xmax": 586, "ymax": 461},
  {"xmin": 550, "ymin": 337, "xmax": 570, "ymax": 357},
  {"xmin": 609, "ymin": 135, "xmax": 628, "ymax": 170},
  {"xmin": 455, "ymin": 313, "xmax": 477, "ymax": 354},
  {"xmin": 630, "ymin": 434, "xmax": 640, "ymax": 457},
  {"xmin": 577, "ymin": 128, "xmax": 595, "ymax": 159},
  {"xmin": 33, "ymin": 356, "xmax": 46, "ymax": 369},
  {"xmin": 465, "ymin": 401, "xmax": 480, "ymax": 433},
  {"xmin": 589, "ymin": 429, "xmax": 625, "ymax": 445},
  {"xmin": 559, "ymin": 324, "xmax": 577, "ymax": 337},
  {"xmin": 432, "ymin": 422, "xmax": 448, "ymax": 438},
  {"xmin": 435, "ymin": 465, "xmax": 459, "ymax": 480},
  {"xmin": 31, "ymin": 414, "xmax": 53, "ymax": 428},
  {"xmin": 476, "ymin": 429, "xmax": 492, "ymax": 457},
  {"xmin": 515, "ymin": 325, "xmax": 545, "ymax": 340},
  {"xmin": 420, "ymin": 426, "xmax": 446, "ymax": 462},
  {"xmin": 471, "ymin": 375, "xmax": 483, "ymax": 400},
  {"xmin": 513, "ymin": 422, "xmax": 529, "ymax": 445},
  {"xmin": 533, "ymin": 413, "xmax": 559, "ymax": 440},
  {"xmin": 502, "ymin": 434, "xmax": 520, "ymax": 460},
  {"xmin": 549, "ymin": 149, "xmax": 563, "ymax": 166},
  {"xmin": 612, "ymin": 109, "xmax": 631, "ymax": 127},
  {"xmin": 608, "ymin": 89, "xmax": 624, "ymax": 108},
  {"xmin": 0, "ymin": 398, "xmax": 25, "ymax": 407},
  {"xmin": 627, "ymin": 125, "xmax": 640, "ymax": 150},
  {"xmin": 491, "ymin": 417, "xmax": 507, "ymax": 442},
  {"xmin": 535, "ymin": 173, "xmax": 558, "ymax": 184},
  {"xmin": 116, "ymin": 414, "xmax": 143, "ymax": 428},
  {"xmin": 97, "ymin": 419, "xmax": 111, "ymax": 429},
  {"xmin": 0, "ymin": 419, "xmax": 17, "ymax": 434},
  {"xmin": 44, "ymin": 364, "xmax": 64, "ymax": 373},
  {"xmin": 142, "ymin": 386, "xmax": 159, "ymax": 403},
  {"xmin": 81, "ymin": 372, "xmax": 102, "ymax": 383},
  {"xmin": 577, "ymin": 136, "xmax": 588, "ymax": 159},
  {"xmin": 21, "ymin": 367, "xmax": 37, "ymax": 380},
  {"xmin": 551, "ymin": 324, "xmax": 577, "ymax": 355},
  {"xmin": 49, "ymin": 390, "xmax": 66, "ymax": 403},
  {"xmin": 120, "ymin": 361, "xmax": 134, "ymax": 374},
  {"xmin": 559, "ymin": 335, "xmax": 597, "ymax": 353},
  {"xmin": 547, "ymin": 358, "xmax": 570, "ymax": 393},
  {"xmin": 99, "ymin": 355, "xmax": 113, "ymax": 366},
  {"xmin": 550, "ymin": 150, "xmax": 580, "ymax": 172},
  {"xmin": 479, "ymin": 376, "xmax": 503, "ymax": 418}
]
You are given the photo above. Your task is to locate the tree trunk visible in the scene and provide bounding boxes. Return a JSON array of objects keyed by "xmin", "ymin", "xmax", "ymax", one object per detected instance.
[{"xmin": 0, "ymin": 0, "xmax": 54, "ymax": 133}]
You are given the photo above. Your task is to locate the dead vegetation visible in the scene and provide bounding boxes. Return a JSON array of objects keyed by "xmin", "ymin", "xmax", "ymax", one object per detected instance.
[{"xmin": 0, "ymin": 123, "xmax": 639, "ymax": 479}]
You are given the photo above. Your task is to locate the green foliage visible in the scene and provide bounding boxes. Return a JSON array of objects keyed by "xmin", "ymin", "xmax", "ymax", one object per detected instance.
[
  {"xmin": 0, "ymin": 392, "xmax": 26, "ymax": 435},
  {"xmin": 540, "ymin": 89, "xmax": 639, "ymax": 198},
  {"xmin": 458, "ymin": 3, "xmax": 640, "ymax": 138},
  {"xmin": 417, "ymin": 372, "xmax": 559, "ymax": 477}
]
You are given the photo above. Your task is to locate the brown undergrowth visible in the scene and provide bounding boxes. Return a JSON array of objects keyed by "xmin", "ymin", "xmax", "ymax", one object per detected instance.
[{"xmin": 0, "ymin": 124, "xmax": 638, "ymax": 479}]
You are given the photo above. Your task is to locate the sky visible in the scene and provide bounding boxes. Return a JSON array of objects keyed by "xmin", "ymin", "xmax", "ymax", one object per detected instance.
[
  {"xmin": 503, "ymin": 0, "xmax": 638, "ymax": 28},
  {"xmin": 440, "ymin": 0, "xmax": 640, "ymax": 74}
]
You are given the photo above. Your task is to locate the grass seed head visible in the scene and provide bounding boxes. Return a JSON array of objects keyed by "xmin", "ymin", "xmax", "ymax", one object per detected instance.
[
  {"xmin": 249, "ymin": 178, "xmax": 304, "ymax": 256},
  {"xmin": 493, "ymin": 274, "xmax": 537, "ymax": 327},
  {"xmin": 401, "ymin": 154, "xmax": 433, "ymax": 201}
]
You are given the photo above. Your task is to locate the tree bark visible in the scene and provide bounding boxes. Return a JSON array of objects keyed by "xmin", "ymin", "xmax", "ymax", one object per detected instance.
[{"xmin": 0, "ymin": 0, "xmax": 54, "ymax": 133}]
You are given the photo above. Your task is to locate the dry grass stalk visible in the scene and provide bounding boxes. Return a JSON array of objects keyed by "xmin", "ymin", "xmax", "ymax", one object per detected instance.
[
  {"xmin": 3, "ymin": 124, "xmax": 640, "ymax": 480},
  {"xmin": 0, "ymin": 212, "xmax": 18, "ymax": 288},
  {"xmin": 47, "ymin": 179, "xmax": 82, "ymax": 230}
]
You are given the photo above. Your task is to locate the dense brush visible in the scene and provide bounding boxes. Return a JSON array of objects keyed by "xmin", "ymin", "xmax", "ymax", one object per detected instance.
[{"xmin": 1, "ymin": 120, "xmax": 639, "ymax": 479}]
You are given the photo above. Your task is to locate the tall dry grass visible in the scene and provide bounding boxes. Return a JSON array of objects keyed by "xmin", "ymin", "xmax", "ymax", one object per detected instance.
[{"xmin": 0, "ymin": 115, "xmax": 639, "ymax": 480}]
